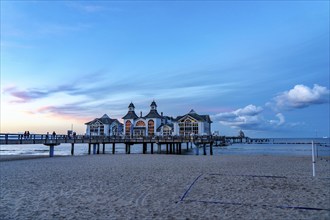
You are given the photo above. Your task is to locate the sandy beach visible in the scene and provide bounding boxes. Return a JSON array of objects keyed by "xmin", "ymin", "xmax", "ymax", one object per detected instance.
[{"xmin": 1, "ymin": 154, "xmax": 329, "ymax": 219}]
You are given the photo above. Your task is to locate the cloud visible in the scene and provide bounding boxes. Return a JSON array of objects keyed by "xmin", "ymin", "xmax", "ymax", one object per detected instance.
[
  {"xmin": 212, "ymin": 105, "xmax": 264, "ymax": 129},
  {"xmin": 3, "ymin": 87, "xmax": 49, "ymax": 103},
  {"xmin": 212, "ymin": 105, "xmax": 286, "ymax": 131},
  {"xmin": 269, "ymin": 113, "xmax": 285, "ymax": 126},
  {"xmin": 270, "ymin": 84, "xmax": 329, "ymax": 110},
  {"xmin": 66, "ymin": 2, "xmax": 109, "ymax": 13}
]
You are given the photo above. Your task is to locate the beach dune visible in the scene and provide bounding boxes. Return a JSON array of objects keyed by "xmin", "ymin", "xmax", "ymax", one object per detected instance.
[{"xmin": 1, "ymin": 155, "xmax": 329, "ymax": 219}]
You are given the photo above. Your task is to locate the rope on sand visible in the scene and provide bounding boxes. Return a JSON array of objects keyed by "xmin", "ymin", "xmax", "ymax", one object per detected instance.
[
  {"xmin": 183, "ymin": 199, "xmax": 330, "ymax": 211},
  {"xmin": 180, "ymin": 173, "xmax": 203, "ymax": 201}
]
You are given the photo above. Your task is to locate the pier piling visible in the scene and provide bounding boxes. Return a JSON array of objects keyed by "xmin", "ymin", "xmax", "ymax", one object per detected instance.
[
  {"xmin": 49, "ymin": 145, "xmax": 54, "ymax": 157},
  {"xmin": 112, "ymin": 143, "xmax": 115, "ymax": 154}
]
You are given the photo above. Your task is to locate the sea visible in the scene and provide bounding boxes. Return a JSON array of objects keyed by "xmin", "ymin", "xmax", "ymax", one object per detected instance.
[{"xmin": 0, "ymin": 138, "xmax": 329, "ymax": 157}]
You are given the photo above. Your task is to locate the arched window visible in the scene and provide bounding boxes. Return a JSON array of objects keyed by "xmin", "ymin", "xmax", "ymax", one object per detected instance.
[
  {"xmin": 125, "ymin": 120, "xmax": 132, "ymax": 136},
  {"xmin": 179, "ymin": 118, "xmax": 199, "ymax": 136},
  {"xmin": 148, "ymin": 120, "xmax": 154, "ymax": 136},
  {"xmin": 136, "ymin": 121, "xmax": 146, "ymax": 127}
]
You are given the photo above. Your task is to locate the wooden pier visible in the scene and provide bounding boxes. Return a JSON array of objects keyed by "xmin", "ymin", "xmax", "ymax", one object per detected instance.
[{"xmin": 0, "ymin": 133, "xmax": 227, "ymax": 157}]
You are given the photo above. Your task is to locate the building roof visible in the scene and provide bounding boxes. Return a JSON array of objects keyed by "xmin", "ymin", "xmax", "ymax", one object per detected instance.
[
  {"xmin": 144, "ymin": 109, "xmax": 162, "ymax": 119},
  {"xmin": 150, "ymin": 100, "xmax": 157, "ymax": 107},
  {"xmin": 156, "ymin": 123, "xmax": 174, "ymax": 132},
  {"xmin": 122, "ymin": 111, "xmax": 139, "ymax": 120},
  {"xmin": 128, "ymin": 102, "xmax": 135, "ymax": 108},
  {"xmin": 85, "ymin": 114, "xmax": 123, "ymax": 125},
  {"xmin": 174, "ymin": 109, "xmax": 212, "ymax": 123}
]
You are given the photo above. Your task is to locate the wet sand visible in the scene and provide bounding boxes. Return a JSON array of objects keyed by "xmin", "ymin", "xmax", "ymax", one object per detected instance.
[{"xmin": 1, "ymin": 154, "xmax": 329, "ymax": 219}]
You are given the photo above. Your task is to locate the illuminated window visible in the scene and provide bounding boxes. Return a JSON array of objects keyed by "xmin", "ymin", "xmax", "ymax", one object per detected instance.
[
  {"xmin": 179, "ymin": 118, "xmax": 199, "ymax": 136},
  {"xmin": 136, "ymin": 121, "xmax": 146, "ymax": 127},
  {"xmin": 148, "ymin": 120, "xmax": 154, "ymax": 136},
  {"xmin": 125, "ymin": 120, "xmax": 132, "ymax": 136}
]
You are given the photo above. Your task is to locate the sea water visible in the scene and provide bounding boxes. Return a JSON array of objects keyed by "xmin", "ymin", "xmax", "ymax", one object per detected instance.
[{"xmin": 0, "ymin": 138, "xmax": 329, "ymax": 157}]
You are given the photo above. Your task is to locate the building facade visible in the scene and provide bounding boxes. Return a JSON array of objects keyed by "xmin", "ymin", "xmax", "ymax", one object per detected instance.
[
  {"xmin": 85, "ymin": 101, "xmax": 212, "ymax": 137},
  {"xmin": 122, "ymin": 101, "xmax": 212, "ymax": 137},
  {"xmin": 85, "ymin": 114, "xmax": 123, "ymax": 136},
  {"xmin": 173, "ymin": 109, "xmax": 212, "ymax": 136}
]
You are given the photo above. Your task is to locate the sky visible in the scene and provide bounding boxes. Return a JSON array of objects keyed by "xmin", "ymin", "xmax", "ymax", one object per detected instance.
[{"xmin": 1, "ymin": 1, "xmax": 329, "ymax": 138}]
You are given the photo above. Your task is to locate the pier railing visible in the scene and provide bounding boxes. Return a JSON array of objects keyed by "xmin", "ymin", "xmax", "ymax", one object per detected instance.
[{"xmin": 0, "ymin": 133, "xmax": 226, "ymax": 145}]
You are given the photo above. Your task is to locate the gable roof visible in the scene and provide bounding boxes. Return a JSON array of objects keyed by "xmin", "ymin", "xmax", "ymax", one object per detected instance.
[
  {"xmin": 122, "ymin": 111, "xmax": 139, "ymax": 120},
  {"xmin": 144, "ymin": 109, "xmax": 162, "ymax": 119},
  {"xmin": 85, "ymin": 114, "xmax": 123, "ymax": 125},
  {"xmin": 156, "ymin": 123, "xmax": 174, "ymax": 132},
  {"xmin": 174, "ymin": 109, "xmax": 212, "ymax": 123}
]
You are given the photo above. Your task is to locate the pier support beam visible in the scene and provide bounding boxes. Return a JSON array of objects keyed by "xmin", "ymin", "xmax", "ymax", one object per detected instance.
[
  {"xmin": 112, "ymin": 143, "xmax": 115, "ymax": 154},
  {"xmin": 97, "ymin": 143, "xmax": 100, "ymax": 154},
  {"xmin": 102, "ymin": 143, "xmax": 105, "ymax": 154},
  {"xmin": 151, "ymin": 143, "xmax": 154, "ymax": 154},
  {"xmin": 210, "ymin": 142, "xmax": 213, "ymax": 155},
  {"xmin": 195, "ymin": 145, "xmax": 199, "ymax": 155},
  {"xmin": 203, "ymin": 144, "xmax": 207, "ymax": 155},
  {"xmin": 88, "ymin": 143, "xmax": 91, "ymax": 155},
  {"xmin": 166, "ymin": 144, "xmax": 169, "ymax": 154},
  {"xmin": 44, "ymin": 143, "xmax": 60, "ymax": 157},
  {"xmin": 143, "ymin": 143, "xmax": 147, "ymax": 154},
  {"xmin": 186, "ymin": 142, "xmax": 189, "ymax": 151},
  {"xmin": 126, "ymin": 144, "xmax": 131, "ymax": 154},
  {"xmin": 71, "ymin": 143, "xmax": 74, "ymax": 155},
  {"xmin": 93, "ymin": 144, "xmax": 97, "ymax": 155},
  {"xmin": 49, "ymin": 145, "xmax": 55, "ymax": 157},
  {"xmin": 157, "ymin": 144, "xmax": 161, "ymax": 154}
]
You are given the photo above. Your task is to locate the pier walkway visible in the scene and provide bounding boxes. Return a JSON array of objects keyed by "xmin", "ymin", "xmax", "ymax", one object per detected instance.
[{"xmin": 0, "ymin": 133, "xmax": 229, "ymax": 157}]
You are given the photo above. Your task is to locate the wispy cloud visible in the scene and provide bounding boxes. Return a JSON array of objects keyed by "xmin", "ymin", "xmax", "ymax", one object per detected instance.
[
  {"xmin": 66, "ymin": 2, "xmax": 114, "ymax": 13},
  {"xmin": 269, "ymin": 84, "xmax": 329, "ymax": 110}
]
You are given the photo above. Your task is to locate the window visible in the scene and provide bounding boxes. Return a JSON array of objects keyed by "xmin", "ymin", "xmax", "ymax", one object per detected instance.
[
  {"xmin": 112, "ymin": 125, "xmax": 118, "ymax": 135},
  {"xmin": 148, "ymin": 120, "xmax": 154, "ymax": 136},
  {"xmin": 136, "ymin": 120, "xmax": 146, "ymax": 127},
  {"xmin": 179, "ymin": 118, "xmax": 199, "ymax": 136},
  {"xmin": 90, "ymin": 121, "xmax": 104, "ymax": 136},
  {"xmin": 125, "ymin": 120, "xmax": 132, "ymax": 136},
  {"xmin": 163, "ymin": 126, "xmax": 172, "ymax": 136}
]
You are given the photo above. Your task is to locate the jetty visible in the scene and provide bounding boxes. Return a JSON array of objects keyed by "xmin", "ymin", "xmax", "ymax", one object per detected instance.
[{"xmin": 0, "ymin": 133, "xmax": 233, "ymax": 157}]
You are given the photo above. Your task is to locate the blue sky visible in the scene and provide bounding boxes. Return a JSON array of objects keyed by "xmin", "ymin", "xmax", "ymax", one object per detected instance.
[{"xmin": 1, "ymin": 1, "xmax": 329, "ymax": 138}]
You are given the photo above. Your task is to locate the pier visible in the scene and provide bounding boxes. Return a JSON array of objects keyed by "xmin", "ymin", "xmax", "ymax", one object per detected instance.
[{"xmin": 0, "ymin": 133, "xmax": 227, "ymax": 157}]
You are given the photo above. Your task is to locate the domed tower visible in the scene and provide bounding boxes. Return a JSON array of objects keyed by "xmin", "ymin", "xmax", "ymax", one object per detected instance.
[
  {"xmin": 145, "ymin": 100, "xmax": 162, "ymax": 136},
  {"xmin": 150, "ymin": 100, "xmax": 157, "ymax": 110},
  {"xmin": 128, "ymin": 102, "xmax": 135, "ymax": 112},
  {"xmin": 122, "ymin": 102, "xmax": 138, "ymax": 136}
]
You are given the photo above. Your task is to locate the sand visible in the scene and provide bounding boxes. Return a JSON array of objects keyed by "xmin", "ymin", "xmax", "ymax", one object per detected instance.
[{"xmin": 0, "ymin": 154, "xmax": 329, "ymax": 219}]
